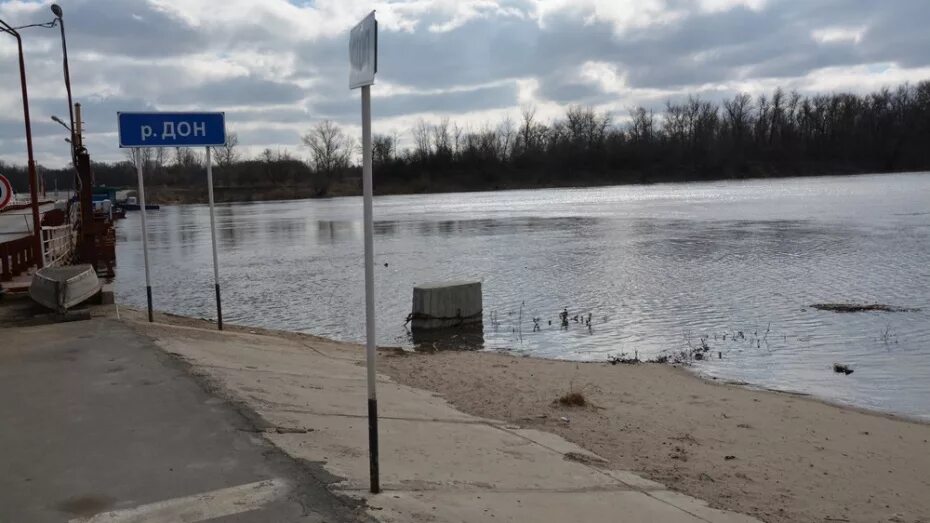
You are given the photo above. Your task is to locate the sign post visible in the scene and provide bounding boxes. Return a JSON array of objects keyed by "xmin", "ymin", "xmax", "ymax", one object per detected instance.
[
  {"xmin": 350, "ymin": 10, "xmax": 380, "ymax": 495},
  {"xmin": 134, "ymin": 155, "xmax": 153, "ymax": 322},
  {"xmin": 205, "ymin": 147, "xmax": 223, "ymax": 330},
  {"xmin": 117, "ymin": 112, "xmax": 226, "ymax": 327}
]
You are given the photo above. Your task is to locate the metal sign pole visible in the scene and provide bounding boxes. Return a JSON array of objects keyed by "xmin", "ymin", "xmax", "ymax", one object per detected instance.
[
  {"xmin": 205, "ymin": 146, "xmax": 223, "ymax": 330},
  {"xmin": 135, "ymin": 151, "xmax": 153, "ymax": 322},
  {"xmin": 361, "ymin": 84, "xmax": 379, "ymax": 494},
  {"xmin": 349, "ymin": 10, "xmax": 379, "ymax": 495}
]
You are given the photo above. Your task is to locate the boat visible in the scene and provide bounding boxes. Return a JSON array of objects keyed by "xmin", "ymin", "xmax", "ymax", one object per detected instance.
[
  {"xmin": 122, "ymin": 203, "xmax": 160, "ymax": 211},
  {"xmin": 121, "ymin": 196, "xmax": 159, "ymax": 211},
  {"xmin": 29, "ymin": 264, "xmax": 101, "ymax": 313}
]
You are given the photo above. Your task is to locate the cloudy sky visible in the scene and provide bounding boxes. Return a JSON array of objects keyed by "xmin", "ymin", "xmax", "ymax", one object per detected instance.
[{"xmin": 1, "ymin": 0, "xmax": 929, "ymax": 167}]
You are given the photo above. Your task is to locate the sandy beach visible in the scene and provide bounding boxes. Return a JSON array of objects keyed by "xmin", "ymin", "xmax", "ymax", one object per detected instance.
[{"xmin": 379, "ymin": 350, "xmax": 930, "ymax": 523}]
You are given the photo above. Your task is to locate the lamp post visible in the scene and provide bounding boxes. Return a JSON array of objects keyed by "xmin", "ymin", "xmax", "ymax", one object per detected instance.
[
  {"xmin": 50, "ymin": 4, "xmax": 76, "ymax": 154},
  {"xmin": 52, "ymin": 115, "xmax": 71, "ymax": 133},
  {"xmin": 0, "ymin": 18, "xmax": 43, "ymax": 269}
]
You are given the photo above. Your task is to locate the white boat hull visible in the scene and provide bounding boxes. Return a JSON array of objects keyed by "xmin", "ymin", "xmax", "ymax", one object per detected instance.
[{"xmin": 29, "ymin": 264, "xmax": 101, "ymax": 312}]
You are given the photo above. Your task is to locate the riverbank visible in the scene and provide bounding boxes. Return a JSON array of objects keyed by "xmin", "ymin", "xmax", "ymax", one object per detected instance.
[
  {"xmin": 377, "ymin": 350, "xmax": 930, "ymax": 523},
  {"xmin": 136, "ymin": 167, "xmax": 920, "ymax": 205},
  {"xmin": 118, "ymin": 308, "xmax": 930, "ymax": 523},
  {"xmin": 115, "ymin": 308, "xmax": 759, "ymax": 522}
]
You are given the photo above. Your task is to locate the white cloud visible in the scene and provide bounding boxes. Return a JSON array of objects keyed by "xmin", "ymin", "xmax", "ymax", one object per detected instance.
[
  {"xmin": 697, "ymin": 0, "xmax": 767, "ymax": 13},
  {"xmin": 800, "ymin": 63, "xmax": 930, "ymax": 93},
  {"xmin": 535, "ymin": 0, "xmax": 683, "ymax": 33},
  {"xmin": 811, "ymin": 26, "xmax": 866, "ymax": 45}
]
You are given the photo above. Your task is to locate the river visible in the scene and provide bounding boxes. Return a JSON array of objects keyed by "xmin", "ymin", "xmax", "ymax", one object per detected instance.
[{"xmin": 114, "ymin": 172, "xmax": 930, "ymax": 420}]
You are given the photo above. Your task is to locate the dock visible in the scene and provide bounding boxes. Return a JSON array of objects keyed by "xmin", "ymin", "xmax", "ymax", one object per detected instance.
[{"xmin": 1, "ymin": 202, "xmax": 58, "ymax": 290}]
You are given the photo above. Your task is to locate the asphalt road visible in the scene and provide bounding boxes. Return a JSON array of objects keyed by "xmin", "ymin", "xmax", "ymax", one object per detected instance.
[{"xmin": 0, "ymin": 318, "xmax": 366, "ymax": 522}]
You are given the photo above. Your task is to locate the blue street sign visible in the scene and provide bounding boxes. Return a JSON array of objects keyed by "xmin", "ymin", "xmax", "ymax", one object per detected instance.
[{"xmin": 118, "ymin": 112, "xmax": 226, "ymax": 148}]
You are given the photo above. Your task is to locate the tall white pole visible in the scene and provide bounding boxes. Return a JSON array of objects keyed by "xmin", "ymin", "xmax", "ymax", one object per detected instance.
[
  {"xmin": 205, "ymin": 146, "xmax": 223, "ymax": 330},
  {"xmin": 361, "ymin": 84, "xmax": 379, "ymax": 494},
  {"xmin": 135, "ymin": 151, "xmax": 153, "ymax": 322}
]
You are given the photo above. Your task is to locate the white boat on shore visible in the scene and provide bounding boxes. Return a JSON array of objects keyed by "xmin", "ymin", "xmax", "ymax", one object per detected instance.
[{"xmin": 29, "ymin": 264, "xmax": 101, "ymax": 313}]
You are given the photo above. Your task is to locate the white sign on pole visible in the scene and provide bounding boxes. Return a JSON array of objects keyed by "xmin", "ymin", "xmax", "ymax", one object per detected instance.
[
  {"xmin": 350, "ymin": 10, "xmax": 380, "ymax": 494},
  {"xmin": 350, "ymin": 11, "xmax": 377, "ymax": 89}
]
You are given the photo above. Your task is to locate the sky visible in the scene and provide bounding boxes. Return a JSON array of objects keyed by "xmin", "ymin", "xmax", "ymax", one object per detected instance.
[{"xmin": 1, "ymin": 0, "xmax": 929, "ymax": 168}]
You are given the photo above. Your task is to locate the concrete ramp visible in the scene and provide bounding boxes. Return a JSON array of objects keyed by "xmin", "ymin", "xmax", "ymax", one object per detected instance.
[{"xmin": 141, "ymin": 321, "xmax": 760, "ymax": 523}]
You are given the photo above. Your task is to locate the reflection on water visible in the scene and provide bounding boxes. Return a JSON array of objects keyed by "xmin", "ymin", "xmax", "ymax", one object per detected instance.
[{"xmin": 115, "ymin": 172, "xmax": 930, "ymax": 420}]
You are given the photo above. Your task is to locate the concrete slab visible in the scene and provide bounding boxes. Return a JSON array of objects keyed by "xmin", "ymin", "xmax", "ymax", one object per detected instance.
[
  {"xmin": 155, "ymin": 330, "xmax": 485, "ymax": 422},
  {"xmin": 504, "ymin": 427, "xmax": 610, "ymax": 465},
  {"xmin": 346, "ymin": 490, "xmax": 719, "ymax": 523},
  {"xmin": 649, "ymin": 490, "xmax": 761, "ymax": 523},
  {"xmin": 603, "ymin": 470, "xmax": 668, "ymax": 491},
  {"xmin": 266, "ymin": 415, "xmax": 616, "ymax": 492}
]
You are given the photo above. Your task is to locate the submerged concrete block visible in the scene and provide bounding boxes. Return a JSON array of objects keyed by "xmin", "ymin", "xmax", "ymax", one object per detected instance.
[
  {"xmin": 411, "ymin": 281, "xmax": 482, "ymax": 330},
  {"xmin": 94, "ymin": 283, "xmax": 115, "ymax": 305}
]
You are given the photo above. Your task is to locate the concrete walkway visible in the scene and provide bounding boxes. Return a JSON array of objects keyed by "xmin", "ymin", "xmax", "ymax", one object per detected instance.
[
  {"xmin": 138, "ymin": 319, "xmax": 761, "ymax": 523},
  {"xmin": 0, "ymin": 318, "xmax": 366, "ymax": 522}
]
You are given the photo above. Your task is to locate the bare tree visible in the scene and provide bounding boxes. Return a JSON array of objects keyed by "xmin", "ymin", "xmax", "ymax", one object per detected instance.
[
  {"xmin": 723, "ymin": 93, "xmax": 753, "ymax": 144},
  {"xmin": 564, "ymin": 106, "xmax": 610, "ymax": 151},
  {"xmin": 412, "ymin": 119, "xmax": 432, "ymax": 162},
  {"xmin": 153, "ymin": 147, "xmax": 167, "ymax": 172},
  {"xmin": 628, "ymin": 106, "xmax": 655, "ymax": 144},
  {"xmin": 451, "ymin": 122, "xmax": 463, "ymax": 158},
  {"xmin": 301, "ymin": 120, "xmax": 351, "ymax": 174},
  {"xmin": 173, "ymin": 147, "xmax": 201, "ymax": 169},
  {"xmin": 125, "ymin": 147, "xmax": 153, "ymax": 168},
  {"xmin": 497, "ymin": 116, "xmax": 515, "ymax": 162},
  {"xmin": 432, "ymin": 117, "xmax": 452, "ymax": 160},
  {"xmin": 372, "ymin": 134, "xmax": 395, "ymax": 165},
  {"xmin": 517, "ymin": 104, "xmax": 537, "ymax": 156},
  {"xmin": 212, "ymin": 132, "xmax": 240, "ymax": 168}
]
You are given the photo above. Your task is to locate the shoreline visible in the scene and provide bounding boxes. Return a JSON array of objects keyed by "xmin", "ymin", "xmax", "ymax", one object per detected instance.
[
  {"xmin": 132, "ymin": 169, "xmax": 926, "ymax": 205},
  {"xmin": 125, "ymin": 306, "xmax": 929, "ymax": 426},
  {"xmin": 687, "ymin": 367, "xmax": 930, "ymax": 426},
  {"xmin": 121, "ymin": 306, "xmax": 930, "ymax": 523}
]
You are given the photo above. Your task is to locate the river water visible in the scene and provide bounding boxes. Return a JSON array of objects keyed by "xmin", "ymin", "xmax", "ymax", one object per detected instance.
[{"xmin": 114, "ymin": 172, "xmax": 930, "ymax": 420}]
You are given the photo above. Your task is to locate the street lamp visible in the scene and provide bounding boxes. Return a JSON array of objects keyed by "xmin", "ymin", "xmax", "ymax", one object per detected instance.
[
  {"xmin": 50, "ymin": 4, "xmax": 76, "ymax": 153},
  {"xmin": 0, "ymin": 17, "xmax": 44, "ymax": 268},
  {"xmin": 52, "ymin": 115, "xmax": 72, "ymax": 132}
]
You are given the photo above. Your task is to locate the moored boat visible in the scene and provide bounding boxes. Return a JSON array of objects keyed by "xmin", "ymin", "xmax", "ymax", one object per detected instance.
[
  {"xmin": 29, "ymin": 264, "xmax": 101, "ymax": 313},
  {"xmin": 121, "ymin": 196, "xmax": 159, "ymax": 211}
]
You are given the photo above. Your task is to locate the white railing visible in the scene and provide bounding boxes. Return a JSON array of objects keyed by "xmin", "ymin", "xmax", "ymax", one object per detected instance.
[{"xmin": 42, "ymin": 224, "xmax": 73, "ymax": 267}]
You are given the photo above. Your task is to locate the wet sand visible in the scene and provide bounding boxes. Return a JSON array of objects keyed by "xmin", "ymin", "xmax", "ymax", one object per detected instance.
[{"xmin": 379, "ymin": 350, "xmax": 930, "ymax": 523}]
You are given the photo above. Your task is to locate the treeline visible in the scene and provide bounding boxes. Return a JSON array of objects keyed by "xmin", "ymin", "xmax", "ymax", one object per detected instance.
[
  {"xmin": 2, "ymin": 80, "xmax": 929, "ymax": 200},
  {"xmin": 371, "ymin": 80, "xmax": 930, "ymax": 190},
  {"xmin": 1, "ymin": 139, "xmax": 330, "ymax": 202}
]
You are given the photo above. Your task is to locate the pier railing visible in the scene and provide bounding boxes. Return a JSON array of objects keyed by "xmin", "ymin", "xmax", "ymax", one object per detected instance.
[
  {"xmin": 0, "ymin": 236, "xmax": 37, "ymax": 282},
  {"xmin": 41, "ymin": 224, "xmax": 73, "ymax": 268}
]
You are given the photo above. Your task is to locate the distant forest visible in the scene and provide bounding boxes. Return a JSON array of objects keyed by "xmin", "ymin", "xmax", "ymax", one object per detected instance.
[{"xmin": 2, "ymin": 80, "xmax": 929, "ymax": 202}]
